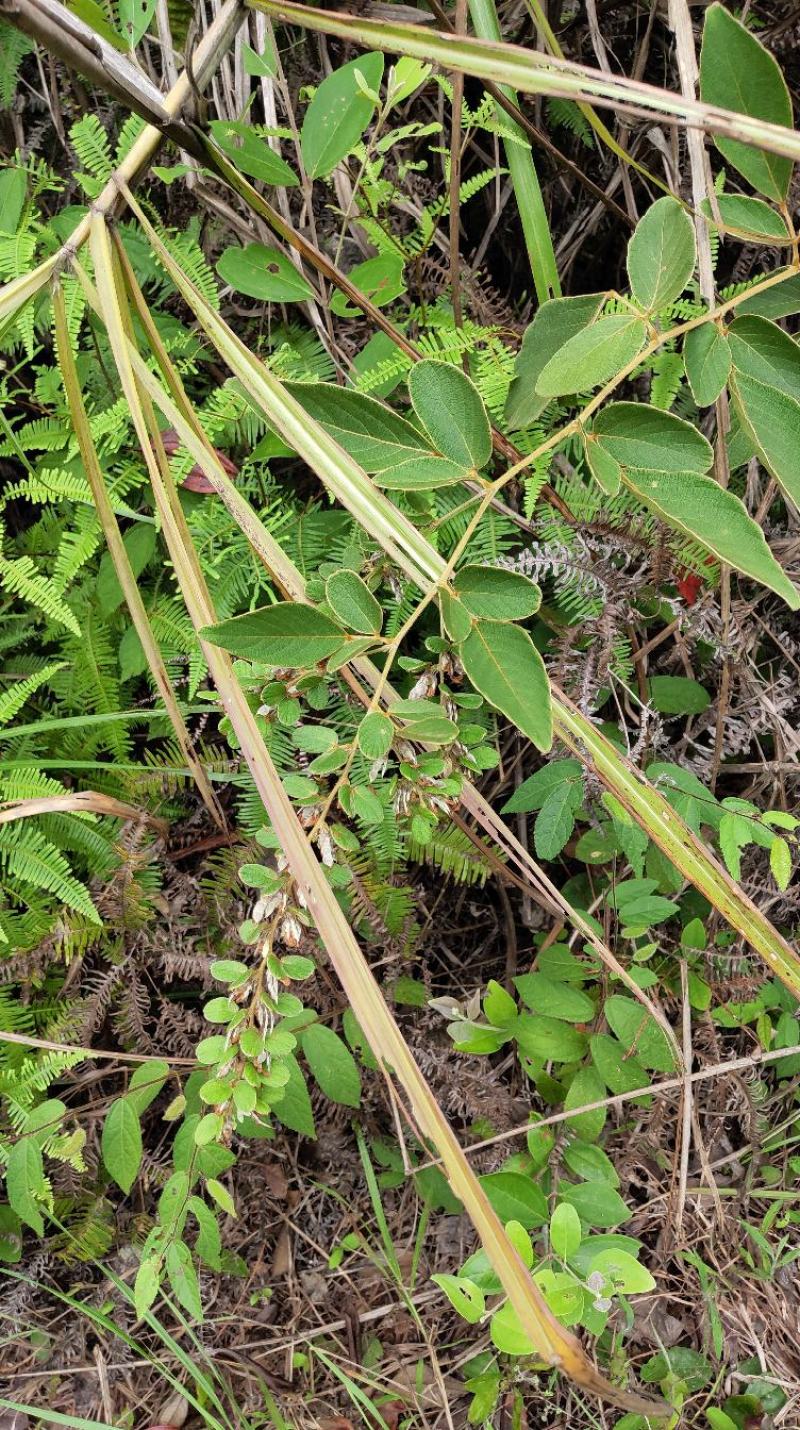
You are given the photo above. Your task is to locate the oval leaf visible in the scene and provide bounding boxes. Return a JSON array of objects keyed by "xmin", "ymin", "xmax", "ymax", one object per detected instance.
[
  {"xmin": 408, "ymin": 360, "xmax": 492, "ymax": 469},
  {"xmin": 683, "ymin": 323, "xmax": 732, "ymax": 407},
  {"xmin": 200, "ymin": 603, "xmax": 345, "ymax": 665},
  {"xmin": 209, "ymin": 120, "xmax": 298, "ymax": 187},
  {"xmin": 627, "ymin": 197, "xmax": 696, "ymax": 312},
  {"xmin": 505, "ymin": 294, "xmax": 605, "ymax": 428},
  {"xmin": 325, "ymin": 569, "xmax": 383, "ymax": 635},
  {"xmin": 300, "ymin": 1023, "xmax": 362, "ymax": 1108},
  {"xmin": 536, "ymin": 315, "xmax": 647, "ymax": 398},
  {"xmin": 453, "ymin": 565, "xmax": 541, "ymax": 620},
  {"xmin": 301, "ymin": 53, "xmax": 384, "ymax": 179},
  {"xmin": 700, "ymin": 3, "xmax": 793, "ymax": 201},
  {"xmin": 459, "ymin": 619, "xmax": 552, "ymax": 752},
  {"xmin": 102, "ymin": 1097, "xmax": 142, "ymax": 1195},
  {"xmin": 217, "ymin": 244, "xmax": 314, "ymax": 303}
]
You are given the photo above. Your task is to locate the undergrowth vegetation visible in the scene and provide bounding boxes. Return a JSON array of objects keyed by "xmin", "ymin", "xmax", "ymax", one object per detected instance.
[{"xmin": 0, "ymin": 0, "xmax": 799, "ymax": 1425}]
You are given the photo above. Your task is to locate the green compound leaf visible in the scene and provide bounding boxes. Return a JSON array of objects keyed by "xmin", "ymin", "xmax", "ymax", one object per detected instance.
[
  {"xmin": 627, "ymin": 196, "xmax": 696, "ymax": 312},
  {"xmin": 459, "ymin": 619, "xmax": 552, "ymax": 752}
]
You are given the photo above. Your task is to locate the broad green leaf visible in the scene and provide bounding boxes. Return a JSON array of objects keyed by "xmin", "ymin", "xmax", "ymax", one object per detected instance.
[
  {"xmin": 0, "ymin": 168, "xmax": 26, "ymax": 235},
  {"xmin": 490, "ymin": 1300, "xmax": 537, "ymax": 1355},
  {"xmin": 453, "ymin": 565, "xmax": 541, "ymax": 620},
  {"xmin": 536, "ymin": 314, "xmax": 647, "ymax": 398},
  {"xmin": 206, "ymin": 1178, "xmax": 237, "ymax": 1217},
  {"xmin": 300, "ymin": 1023, "xmax": 362, "ymax": 1107},
  {"xmin": 439, "ymin": 589, "xmax": 472, "ymax": 643},
  {"xmin": 647, "ymin": 675, "xmax": 710, "ymax": 715},
  {"xmin": 0, "ymin": 1206, "xmax": 21, "ymax": 1262},
  {"xmin": 287, "ymin": 383, "xmax": 431, "ymax": 471},
  {"xmin": 484, "ymin": 979, "xmax": 518, "ymax": 1026},
  {"xmin": 770, "ymin": 836, "xmax": 792, "ymax": 890},
  {"xmin": 534, "ymin": 779, "xmax": 583, "ymax": 859},
  {"xmin": 590, "ymin": 1034, "xmax": 650, "ymax": 1098},
  {"xmin": 505, "ymin": 1219, "xmax": 534, "ymax": 1268},
  {"xmin": 584, "ymin": 437, "xmax": 621, "ymax": 496},
  {"xmin": 703, "ymin": 194, "xmax": 790, "ymax": 244},
  {"xmin": 134, "ymin": 1255, "xmax": 160, "ymax": 1318},
  {"xmin": 330, "ymin": 252, "xmax": 405, "ymax": 316},
  {"xmin": 550, "ymin": 1201, "xmax": 581, "ymax": 1260},
  {"xmin": 589, "ymin": 1246, "xmax": 654, "ymax": 1294},
  {"xmin": 505, "ymin": 294, "xmax": 605, "ymax": 428},
  {"xmin": 560, "ymin": 1182, "xmax": 631, "ymax": 1228},
  {"xmin": 217, "ymin": 244, "xmax": 314, "ymax": 303},
  {"xmin": 243, "ymin": 37, "xmax": 277, "ymax": 76},
  {"xmin": 605, "ymin": 995, "xmax": 676, "ymax": 1072},
  {"xmin": 729, "ymin": 367, "xmax": 800, "ymax": 510},
  {"xmin": 102, "ymin": 1098, "xmax": 142, "ymax": 1194},
  {"xmin": 23, "ymin": 1100, "xmax": 67, "ymax": 1146},
  {"xmin": 501, "ymin": 759, "xmax": 583, "ymax": 815},
  {"xmin": 119, "ymin": 0, "xmax": 155, "ymax": 46},
  {"xmin": 459, "ymin": 620, "xmax": 552, "ymax": 752},
  {"xmin": 188, "ymin": 1195, "xmax": 222, "ymax": 1269},
  {"xmin": 408, "ymin": 360, "xmax": 492, "ymax": 469},
  {"xmin": 591, "ymin": 403, "xmax": 712, "ymax": 473},
  {"xmin": 700, "ymin": 4, "xmax": 792, "ymax": 201},
  {"xmin": 301, "ymin": 52, "xmax": 384, "ymax": 178},
  {"xmin": 6, "ymin": 1140, "xmax": 45, "ymax": 1234},
  {"xmin": 325, "ymin": 570, "xmax": 382, "ymax": 635},
  {"xmin": 626, "ymin": 197, "xmax": 696, "ymax": 312},
  {"xmin": 513, "ymin": 973, "xmax": 594, "ymax": 1022},
  {"xmin": 200, "ymin": 603, "xmax": 345, "ymax": 664},
  {"xmin": 563, "ymin": 1140, "xmax": 619, "ymax": 1186},
  {"xmin": 166, "ymin": 1239, "xmax": 203, "ymax": 1320},
  {"xmin": 208, "ymin": 120, "xmax": 298, "ymax": 187},
  {"xmin": 376, "ymin": 453, "xmax": 470, "ymax": 489},
  {"xmin": 431, "ymin": 1273, "xmax": 485, "ymax": 1323},
  {"xmin": 738, "ymin": 271, "xmax": 800, "ymax": 320},
  {"xmin": 683, "ymin": 323, "xmax": 732, "ymax": 406},
  {"xmin": 127, "ymin": 1059, "xmax": 170, "ymax": 1116},
  {"xmin": 728, "ymin": 314, "xmax": 800, "ymax": 397},
  {"xmin": 357, "ymin": 710, "xmax": 394, "ymax": 760},
  {"xmin": 533, "ymin": 1268, "xmax": 585, "ymax": 1324},
  {"xmin": 563, "ymin": 1065, "xmax": 607, "ymax": 1140},
  {"xmin": 515, "ymin": 1014, "xmax": 587, "ymax": 1062},
  {"xmin": 642, "ymin": 1347, "xmax": 713, "ymax": 1391},
  {"xmin": 479, "ymin": 1171, "xmax": 548, "ymax": 1228},
  {"xmin": 623, "ymin": 468, "xmax": 799, "ymax": 609},
  {"xmin": 272, "ymin": 1054, "xmax": 316, "ymax": 1137}
]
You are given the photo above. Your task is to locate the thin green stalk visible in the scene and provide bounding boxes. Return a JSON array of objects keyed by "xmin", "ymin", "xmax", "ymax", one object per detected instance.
[{"xmin": 467, "ymin": 0, "xmax": 560, "ymax": 302}]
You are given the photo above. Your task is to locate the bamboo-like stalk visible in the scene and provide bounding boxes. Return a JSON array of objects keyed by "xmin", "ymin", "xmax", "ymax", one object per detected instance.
[
  {"xmin": 251, "ymin": 0, "xmax": 800, "ymax": 165},
  {"xmin": 52, "ymin": 281, "xmax": 226, "ymax": 830},
  {"xmin": 120, "ymin": 189, "xmax": 800, "ymax": 1003},
  {"xmin": 85, "ymin": 211, "xmax": 660, "ymax": 1415}
]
